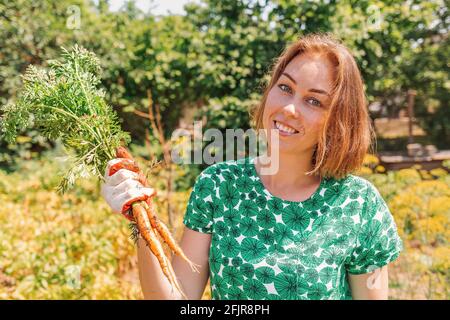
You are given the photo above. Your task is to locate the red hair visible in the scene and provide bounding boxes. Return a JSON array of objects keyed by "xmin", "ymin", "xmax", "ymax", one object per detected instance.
[{"xmin": 252, "ymin": 33, "xmax": 375, "ymax": 180}]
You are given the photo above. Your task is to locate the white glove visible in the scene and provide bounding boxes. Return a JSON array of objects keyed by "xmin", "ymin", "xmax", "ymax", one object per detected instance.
[{"xmin": 100, "ymin": 158, "xmax": 156, "ymax": 220}]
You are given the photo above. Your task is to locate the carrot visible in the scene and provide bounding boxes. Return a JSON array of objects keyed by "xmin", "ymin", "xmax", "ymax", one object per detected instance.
[
  {"xmin": 116, "ymin": 146, "xmax": 133, "ymax": 159},
  {"xmin": 114, "ymin": 148, "xmax": 201, "ymax": 273},
  {"xmin": 132, "ymin": 202, "xmax": 187, "ymax": 299},
  {"xmin": 113, "ymin": 146, "xmax": 197, "ymax": 299},
  {"xmin": 109, "ymin": 158, "xmax": 140, "ymax": 176},
  {"xmin": 142, "ymin": 201, "xmax": 201, "ymax": 273}
]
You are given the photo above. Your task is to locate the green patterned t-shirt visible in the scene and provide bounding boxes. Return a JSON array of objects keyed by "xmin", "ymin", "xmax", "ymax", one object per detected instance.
[{"xmin": 182, "ymin": 157, "xmax": 403, "ymax": 300}]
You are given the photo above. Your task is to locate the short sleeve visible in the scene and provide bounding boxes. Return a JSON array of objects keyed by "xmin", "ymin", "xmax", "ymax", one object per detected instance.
[
  {"xmin": 346, "ymin": 182, "xmax": 404, "ymax": 274},
  {"xmin": 182, "ymin": 165, "xmax": 218, "ymax": 234}
]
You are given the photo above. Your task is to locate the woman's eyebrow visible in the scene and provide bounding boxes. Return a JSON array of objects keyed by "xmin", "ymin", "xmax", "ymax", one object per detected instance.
[
  {"xmin": 281, "ymin": 72, "xmax": 330, "ymax": 97},
  {"xmin": 281, "ymin": 72, "xmax": 297, "ymax": 84},
  {"xmin": 308, "ymin": 88, "xmax": 330, "ymax": 97}
]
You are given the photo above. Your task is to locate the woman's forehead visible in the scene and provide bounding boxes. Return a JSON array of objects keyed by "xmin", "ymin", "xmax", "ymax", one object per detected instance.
[{"xmin": 283, "ymin": 53, "xmax": 334, "ymax": 91}]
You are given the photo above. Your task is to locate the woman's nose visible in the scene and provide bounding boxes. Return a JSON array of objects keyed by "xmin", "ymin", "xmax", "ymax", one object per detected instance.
[{"xmin": 282, "ymin": 103, "xmax": 300, "ymax": 118}]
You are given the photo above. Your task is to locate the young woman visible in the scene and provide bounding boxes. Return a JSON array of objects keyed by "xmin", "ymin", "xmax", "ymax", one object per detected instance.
[{"xmin": 101, "ymin": 33, "xmax": 403, "ymax": 300}]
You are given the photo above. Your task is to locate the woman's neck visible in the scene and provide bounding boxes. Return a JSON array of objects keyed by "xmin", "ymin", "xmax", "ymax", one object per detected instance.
[{"xmin": 254, "ymin": 151, "xmax": 321, "ymax": 200}]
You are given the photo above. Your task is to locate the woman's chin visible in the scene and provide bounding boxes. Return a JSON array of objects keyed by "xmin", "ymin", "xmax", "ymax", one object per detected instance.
[{"xmin": 267, "ymin": 141, "xmax": 304, "ymax": 155}]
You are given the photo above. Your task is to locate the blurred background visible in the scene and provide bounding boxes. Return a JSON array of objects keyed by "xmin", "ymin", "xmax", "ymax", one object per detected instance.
[{"xmin": 0, "ymin": 0, "xmax": 448, "ymax": 299}]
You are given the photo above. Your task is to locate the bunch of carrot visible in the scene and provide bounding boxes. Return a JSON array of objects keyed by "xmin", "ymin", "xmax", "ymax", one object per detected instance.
[{"xmin": 112, "ymin": 147, "xmax": 199, "ymax": 299}]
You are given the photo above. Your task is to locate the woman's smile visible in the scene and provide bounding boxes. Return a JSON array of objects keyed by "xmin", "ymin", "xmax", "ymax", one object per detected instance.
[{"xmin": 272, "ymin": 119, "xmax": 304, "ymax": 137}]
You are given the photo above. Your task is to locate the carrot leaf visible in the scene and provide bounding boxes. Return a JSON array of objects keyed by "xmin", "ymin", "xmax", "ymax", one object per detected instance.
[{"xmin": 0, "ymin": 45, "xmax": 130, "ymax": 193}]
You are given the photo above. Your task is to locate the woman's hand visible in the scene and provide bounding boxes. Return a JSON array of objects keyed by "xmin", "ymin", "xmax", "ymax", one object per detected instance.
[{"xmin": 100, "ymin": 158, "xmax": 156, "ymax": 221}]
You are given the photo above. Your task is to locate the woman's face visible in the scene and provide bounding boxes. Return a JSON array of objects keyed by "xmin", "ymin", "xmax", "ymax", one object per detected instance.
[{"xmin": 262, "ymin": 52, "xmax": 333, "ymax": 156}]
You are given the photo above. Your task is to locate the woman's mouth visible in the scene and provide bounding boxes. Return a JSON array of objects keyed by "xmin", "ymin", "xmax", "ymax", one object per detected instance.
[{"xmin": 273, "ymin": 120, "xmax": 299, "ymax": 136}]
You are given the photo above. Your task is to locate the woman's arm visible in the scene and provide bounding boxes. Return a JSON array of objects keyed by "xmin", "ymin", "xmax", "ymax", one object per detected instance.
[
  {"xmin": 138, "ymin": 226, "xmax": 211, "ymax": 300},
  {"xmin": 348, "ymin": 266, "xmax": 389, "ymax": 300}
]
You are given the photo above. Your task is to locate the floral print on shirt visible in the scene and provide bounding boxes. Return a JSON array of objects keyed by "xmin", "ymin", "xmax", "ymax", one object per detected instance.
[{"xmin": 183, "ymin": 158, "xmax": 403, "ymax": 300}]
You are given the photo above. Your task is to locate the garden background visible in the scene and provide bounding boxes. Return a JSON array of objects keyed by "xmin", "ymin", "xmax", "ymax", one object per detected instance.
[{"xmin": 0, "ymin": 0, "xmax": 448, "ymax": 299}]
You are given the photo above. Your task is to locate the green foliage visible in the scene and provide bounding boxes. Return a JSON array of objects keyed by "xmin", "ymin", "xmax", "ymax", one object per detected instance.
[
  {"xmin": 199, "ymin": 94, "xmax": 260, "ymax": 131},
  {"xmin": 1, "ymin": 0, "xmax": 447, "ymax": 163},
  {"xmin": 0, "ymin": 130, "xmax": 51, "ymax": 170},
  {"xmin": 0, "ymin": 46, "xmax": 130, "ymax": 192}
]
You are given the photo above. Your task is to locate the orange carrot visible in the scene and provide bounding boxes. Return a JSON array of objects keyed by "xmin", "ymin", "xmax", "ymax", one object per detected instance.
[
  {"xmin": 116, "ymin": 146, "xmax": 133, "ymax": 159},
  {"xmin": 115, "ymin": 148, "xmax": 201, "ymax": 273},
  {"xmin": 109, "ymin": 158, "xmax": 140, "ymax": 176},
  {"xmin": 132, "ymin": 202, "xmax": 187, "ymax": 299},
  {"xmin": 113, "ymin": 146, "xmax": 196, "ymax": 299},
  {"xmin": 142, "ymin": 201, "xmax": 201, "ymax": 273}
]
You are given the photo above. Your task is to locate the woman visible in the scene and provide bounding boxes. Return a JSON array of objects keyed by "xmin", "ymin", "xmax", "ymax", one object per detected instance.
[{"xmin": 101, "ymin": 33, "xmax": 403, "ymax": 300}]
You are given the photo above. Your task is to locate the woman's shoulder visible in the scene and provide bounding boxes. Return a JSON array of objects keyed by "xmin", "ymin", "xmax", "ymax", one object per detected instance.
[
  {"xmin": 328, "ymin": 173, "xmax": 387, "ymax": 213},
  {"xmin": 339, "ymin": 174, "xmax": 391, "ymax": 220},
  {"xmin": 347, "ymin": 174, "xmax": 383, "ymax": 198},
  {"xmin": 332, "ymin": 173, "xmax": 379, "ymax": 195}
]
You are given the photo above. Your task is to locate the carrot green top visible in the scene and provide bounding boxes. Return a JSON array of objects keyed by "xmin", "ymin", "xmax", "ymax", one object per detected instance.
[{"xmin": 183, "ymin": 157, "xmax": 403, "ymax": 300}]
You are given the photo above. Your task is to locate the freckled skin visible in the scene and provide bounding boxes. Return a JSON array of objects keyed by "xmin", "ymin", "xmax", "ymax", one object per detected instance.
[{"xmin": 263, "ymin": 52, "xmax": 334, "ymax": 155}]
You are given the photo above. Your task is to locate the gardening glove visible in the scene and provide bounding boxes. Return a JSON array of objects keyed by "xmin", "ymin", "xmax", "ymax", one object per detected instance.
[{"xmin": 100, "ymin": 158, "xmax": 156, "ymax": 221}]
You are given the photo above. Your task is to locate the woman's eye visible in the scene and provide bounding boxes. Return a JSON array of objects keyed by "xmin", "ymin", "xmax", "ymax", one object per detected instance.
[
  {"xmin": 278, "ymin": 84, "xmax": 292, "ymax": 94},
  {"xmin": 306, "ymin": 97, "xmax": 322, "ymax": 107}
]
